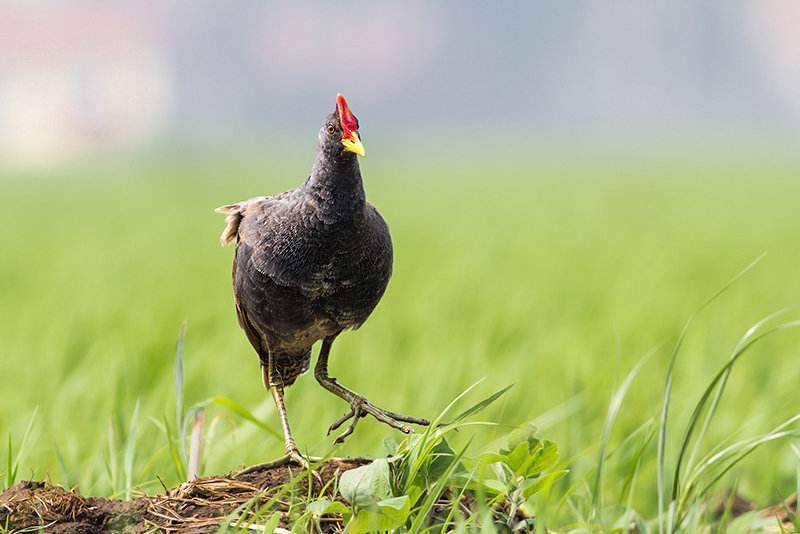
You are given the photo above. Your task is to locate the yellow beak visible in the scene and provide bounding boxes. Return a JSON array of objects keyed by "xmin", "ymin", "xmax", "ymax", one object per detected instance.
[{"xmin": 342, "ymin": 132, "xmax": 366, "ymax": 157}]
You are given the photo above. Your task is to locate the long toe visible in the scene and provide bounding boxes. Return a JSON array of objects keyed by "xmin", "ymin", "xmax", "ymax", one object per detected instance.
[
  {"xmin": 362, "ymin": 402, "xmax": 414, "ymax": 434},
  {"xmin": 379, "ymin": 409, "xmax": 431, "ymax": 427},
  {"xmin": 237, "ymin": 453, "xmax": 323, "ymax": 476},
  {"xmin": 326, "ymin": 394, "xmax": 428, "ymax": 443},
  {"xmin": 327, "ymin": 407, "xmax": 356, "ymax": 435},
  {"xmin": 332, "ymin": 402, "xmax": 366, "ymax": 444},
  {"xmin": 334, "ymin": 417, "xmax": 359, "ymax": 444}
]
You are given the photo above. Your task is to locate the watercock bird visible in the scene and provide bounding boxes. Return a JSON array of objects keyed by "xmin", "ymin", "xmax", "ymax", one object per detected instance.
[{"xmin": 216, "ymin": 94, "xmax": 429, "ymax": 466}]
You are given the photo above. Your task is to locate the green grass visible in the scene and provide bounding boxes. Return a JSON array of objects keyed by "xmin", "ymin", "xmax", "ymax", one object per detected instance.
[{"xmin": 1, "ymin": 147, "xmax": 799, "ymax": 530}]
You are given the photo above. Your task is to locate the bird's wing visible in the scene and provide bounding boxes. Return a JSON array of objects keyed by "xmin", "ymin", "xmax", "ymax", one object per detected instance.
[
  {"xmin": 221, "ymin": 196, "xmax": 288, "ymax": 354},
  {"xmin": 236, "ymin": 191, "xmax": 329, "ymax": 292},
  {"xmin": 221, "ymin": 189, "xmax": 333, "ymax": 301},
  {"xmin": 233, "ymin": 290, "xmax": 266, "ymax": 357},
  {"xmin": 233, "ymin": 213, "xmax": 320, "ymax": 344}
]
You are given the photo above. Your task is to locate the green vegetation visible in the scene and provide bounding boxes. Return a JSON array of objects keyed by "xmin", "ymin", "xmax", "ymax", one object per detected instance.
[{"xmin": 1, "ymin": 148, "xmax": 799, "ymax": 530}]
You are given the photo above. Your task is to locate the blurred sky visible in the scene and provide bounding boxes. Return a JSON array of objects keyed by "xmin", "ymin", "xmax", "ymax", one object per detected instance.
[{"xmin": 1, "ymin": 1, "xmax": 798, "ymax": 165}]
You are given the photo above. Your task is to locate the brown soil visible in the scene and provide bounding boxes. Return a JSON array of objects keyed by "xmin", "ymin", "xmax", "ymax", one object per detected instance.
[
  {"xmin": 0, "ymin": 458, "xmax": 366, "ymax": 533},
  {"xmin": 2, "ymin": 462, "xmax": 795, "ymax": 533}
]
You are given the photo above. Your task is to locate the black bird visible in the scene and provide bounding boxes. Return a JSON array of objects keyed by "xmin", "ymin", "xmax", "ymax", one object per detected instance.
[{"xmin": 216, "ymin": 94, "xmax": 429, "ymax": 466}]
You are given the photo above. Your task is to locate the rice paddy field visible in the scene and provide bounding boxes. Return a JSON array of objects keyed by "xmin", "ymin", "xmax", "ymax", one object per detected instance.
[{"xmin": 1, "ymin": 147, "xmax": 799, "ymax": 531}]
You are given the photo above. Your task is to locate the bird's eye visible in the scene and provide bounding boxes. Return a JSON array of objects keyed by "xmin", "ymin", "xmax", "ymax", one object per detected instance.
[{"xmin": 326, "ymin": 123, "xmax": 336, "ymax": 135}]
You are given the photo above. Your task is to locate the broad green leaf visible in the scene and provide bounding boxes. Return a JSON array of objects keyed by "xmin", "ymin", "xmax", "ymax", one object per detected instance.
[
  {"xmin": 406, "ymin": 484, "xmax": 425, "ymax": 508},
  {"xmin": 527, "ymin": 440, "xmax": 559, "ymax": 476},
  {"xmin": 490, "ymin": 461, "xmax": 510, "ymax": 485},
  {"xmin": 427, "ymin": 437, "xmax": 458, "ymax": 480},
  {"xmin": 340, "ymin": 459, "xmax": 393, "ymax": 510},
  {"xmin": 522, "ymin": 468, "xmax": 568, "ymax": 498},
  {"xmin": 503, "ymin": 424, "xmax": 538, "ymax": 455},
  {"xmin": 482, "ymin": 478, "xmax": 509, "ymax": 495},
  {"xmin": 348, "ymin": 496, "xmax": 410, "ymax": 534},
  {"xmin": 307, "ymin": 498, "xmax": 348, "ymax": 517},
  {"xmin": 382, "ymin": 435, "xmax": 401, "ymax": 456},
  {"xmin": 449, "ymin": 471, "xmax": 499, "ymax": 495},
  {"xmin": 505, "ymin": 440, "xmax": 531, "ymax": 474},
  {"xmin": 376, "ymin": 495, "xmax": 410, "ymax": 524},
  {"xmin": 477, "ymin": 452, "xmax": 507, "ymax": 465}
]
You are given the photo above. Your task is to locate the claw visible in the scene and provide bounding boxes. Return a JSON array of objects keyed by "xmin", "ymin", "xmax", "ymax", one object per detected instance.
[
  {"xmin": 334, "ymin": 402, "xmax": 364, "ymax": 444},
  {"xmin": 325, "ymin": 394, "xmax": 428, "ymax": 444},
  {"xmin": 328, "ymin": 407, "xmax": 356, "ymax": 435}
]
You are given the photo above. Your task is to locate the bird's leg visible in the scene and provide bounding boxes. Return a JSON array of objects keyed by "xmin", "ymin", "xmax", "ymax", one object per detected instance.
[
  {"xmin": 314, "ymin": 335, "xmax": 430, "ymax": 444},
  {"xmin": 262, "ymin": 363, "xmax": 309, "ymax": 470}
]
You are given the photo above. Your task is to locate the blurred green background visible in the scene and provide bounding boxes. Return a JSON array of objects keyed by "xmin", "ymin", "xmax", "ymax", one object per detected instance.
[{"xmin": 1, "ymin": 1, "xmax": 799, "ymax": 519}]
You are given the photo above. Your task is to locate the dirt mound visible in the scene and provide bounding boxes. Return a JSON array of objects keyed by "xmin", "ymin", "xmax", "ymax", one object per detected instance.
[
  {"xmin": 0, "ymin": 458, "xmax": 365, "ymax": 533},
  {"xmin": 2, "ymin": 461, "xmax": 795, "ymax": 532},
  {"xmin": 0, "ymin": 480, "xmax": 147, "ymax": 533}
]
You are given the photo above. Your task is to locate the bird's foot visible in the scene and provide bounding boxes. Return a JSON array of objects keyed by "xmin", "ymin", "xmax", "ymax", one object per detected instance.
[
  {"xmin": 287, "ymin": 448, "xmax": 312, "ymax": 470},
  {"xmin": 237, "ymin": 451, "xmax": 320, "ymax": 476},
  {"xmin": 327, "ymin": 395, "xmax": 430, "ymax": 444}
]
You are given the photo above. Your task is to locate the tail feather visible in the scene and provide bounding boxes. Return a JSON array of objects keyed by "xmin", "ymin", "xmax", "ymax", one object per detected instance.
[{"xmin": 215, "ymin": 203, "xmax": 242, "ymax": 246}]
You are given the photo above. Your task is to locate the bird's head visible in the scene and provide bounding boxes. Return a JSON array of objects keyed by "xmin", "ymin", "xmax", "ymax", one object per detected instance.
[{"xmin": 319, "ymin": 93, "xmax": 366, "ymax": 158}]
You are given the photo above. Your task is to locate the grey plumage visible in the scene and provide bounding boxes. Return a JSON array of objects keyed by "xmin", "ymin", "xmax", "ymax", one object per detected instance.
[
  {"xmin": 216, "ymin": 96, "xmax": 427, "ymax": 461},
  {"xmin": 217, "ymin": 106, "xmax": 391, "ymax": 386}
]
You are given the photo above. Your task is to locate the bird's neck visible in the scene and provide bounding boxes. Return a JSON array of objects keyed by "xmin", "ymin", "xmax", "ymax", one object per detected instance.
[{"xmin": 307, "ymin": 151, "xmax": 366, "ymax": 222}]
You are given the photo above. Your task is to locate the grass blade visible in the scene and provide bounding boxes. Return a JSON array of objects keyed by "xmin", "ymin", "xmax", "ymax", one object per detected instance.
[
  {"xmin": 55, "ymin": 447, "xmax": 72, "ymax": 489},
  {"xmin": 792, "ymin": 443, "xmax": 800, "ymax": 532},
  {"xmin": 696, "ymin": 414, "xmax": 800, "ymax": 482},
  {"xmin": 672, "ymin": 413, "xmax": 800, "ymax": 526},
  {"xmin": 657, "ymin": 252, "xmax": 765, "ymax": 533},
  {"xmin": 684, "ymin": 309, "xmax": 790, "ymax": 478},
  {"xmin": 124, "ymin": 400, "xmax": 141, "ymax": 499},
  {"xmin": 188, "ymin": 409, "xmax": 204, "ymax": 480},
  {"xmin": 107, "ymin": 417, "xmax": 118, "ymax": 492},
  {"xmin": 160, "ymin": 414, "xmax": 187, "ymax": 482},
  {"xmin": 175, "ymin": 322, "xmax": 187, "ymax": 466},
  {"xmin": 431, "ymin": 378, "xmax": 486, "ymax": 428},
  {"xmin": 409, "ymin": 438, "xmax": 472, "ymax": 533},
  {"xmin": 3, "ymin": 408, "xmax": 39, "ymax": 489},
  {"xmin": 592, "ymin": 349, "xmax": 654, "ymax": 519},
  {"xmin": 5, "ymin": 434, "xmax": 12, "ymax": 489},
  {"xmin": 451, "ymin": 385, "xmax": 513, "ymax": 424},
  {"xmin": 672, "ymin": 316, "xmax": 800, "ymax": 501}
]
